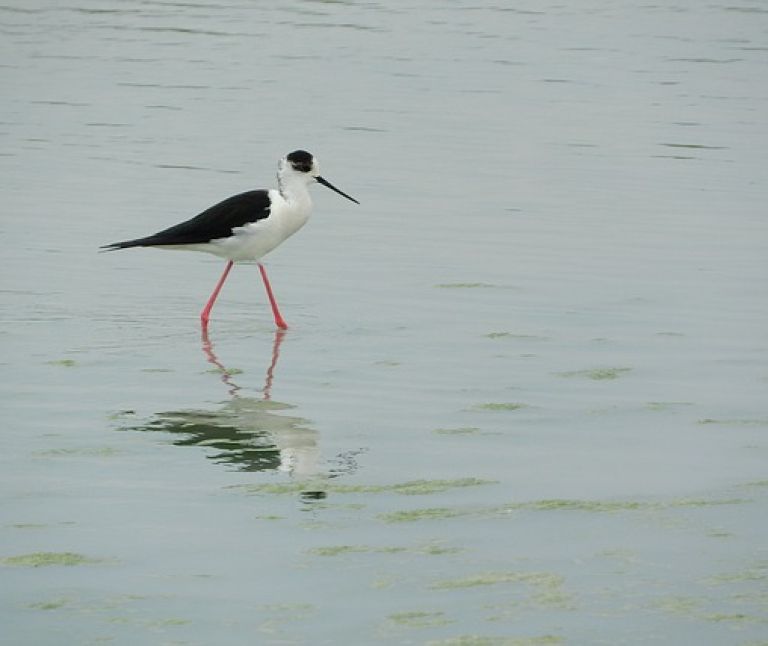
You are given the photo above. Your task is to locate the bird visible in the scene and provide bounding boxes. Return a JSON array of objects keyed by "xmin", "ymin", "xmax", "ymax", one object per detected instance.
[{"xmin": 101, "ymin": 150, "xmax": 359, "ymax": 330}]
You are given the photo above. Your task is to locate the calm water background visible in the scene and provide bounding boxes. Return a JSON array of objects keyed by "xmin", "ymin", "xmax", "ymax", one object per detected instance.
[{"xmin": 2, "ymin": 1, "xmax": 767, "ymax": 644}]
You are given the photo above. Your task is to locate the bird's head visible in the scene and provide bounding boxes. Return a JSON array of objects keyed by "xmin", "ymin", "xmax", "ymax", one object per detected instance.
[{"xmin": 278, "ymin": 150, "xmax": 359, "ymax": 204}]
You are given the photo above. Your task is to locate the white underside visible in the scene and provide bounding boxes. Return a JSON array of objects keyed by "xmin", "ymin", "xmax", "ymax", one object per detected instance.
[{"xmin": 157, "ymin": 188, "xmax": 312, "ymax": 262}]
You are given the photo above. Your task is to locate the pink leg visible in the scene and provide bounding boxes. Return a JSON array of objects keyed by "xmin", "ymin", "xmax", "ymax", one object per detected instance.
[
  {"xmin": 263, "ymin": 328, "xmax": 286, "ymax": 400},
  {"xmin": 200, "ymin": 324, "xmax": 241, "ymax": 397},
  {"xmin": 200, "ymin": 260, "xmax": 234, "ymax": 328},
  {"xmin": 258, "ymin": 263, "xmax": 288, "ymax": 330}
]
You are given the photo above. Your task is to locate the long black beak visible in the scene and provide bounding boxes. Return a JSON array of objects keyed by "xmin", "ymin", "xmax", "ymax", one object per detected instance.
[{"xmin": 316, "ymin": 176, "xmax": 360, "ymax": 204}]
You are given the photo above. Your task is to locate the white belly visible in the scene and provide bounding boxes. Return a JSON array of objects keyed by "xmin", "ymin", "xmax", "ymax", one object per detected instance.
[{"xmin": 164, "ymin": 192, "xmax": 311, "ymax": 262}]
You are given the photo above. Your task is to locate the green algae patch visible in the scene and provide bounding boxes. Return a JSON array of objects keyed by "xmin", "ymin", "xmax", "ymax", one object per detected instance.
[
  {"xmin": 430, "ymin": 571, "xmax": 563, "ymax": 592},
  {"xmin": 205, "ymin": 366, "xmax": 244, "ymax": 375},
  {"xmin": 230, "ymin": 477, "xmax": 495, "ymax": 497},
  {"xmin": 653, "ymin": 595, "xmax": 703, "ymax": 617},
  {"xmin": 667, "ymin": 497, "xmax": 749, "ymax": 508},
  {"xmin": 107, "ymin": 410, "xmax": 135, "ymax": 420},
  {"xmin": 391, "ymin": 478, "xmax": 495, "ymax": 495},
  {"xmin": 703, "ymin": 613, "xmax": 760, "ymax": 623},
  {"xmin": 431, "ymin": 572, "xmax": 572, "ymax": 615},
  {"xmin": 2, "ymin": 552, "xmax": 101, "ymax": 567},
  {"xmin": 556, "ymin": 367, "xmax": 632, "ymax": 380},
  {"xmin": 229, "ymin": 482, "xmax": 313, "ymax": 495},
  {"xmin": 309, "ymin": 542, "xmax": 461, "ymax": 557},
  {"xmin": 653, "ymin": 595, "xmax": 764, "ymax": 625},
  {"xmin": 705, "ymin": 567, "xmax": 767, "ymax": 584},
  {"xmin": 372, "ymin": 576, "xmax": 398, "ymax": 590},
  {"xmin": 435, "ymin": 283, "xmax": 496, "ymax": 289},
  {"xmin": 389, "ymin": 611, "xmax": 452, "ymax": 628},
  {"xmin": 429, "ymin": 634, "xmax": 562, "ymax": 646},
  {"xmin": 706, "ymin": 529, "xmax": 733, "ymax": 538},
  {"xmin": 434, "ymin": 427, "xmax": 483, "ymax": 435},
  {"xmin": 502, "ymin": 497, "xmax": 747, "ymax": 513},
  {"xmin": 484, "ymin": 332, "xmax": 548, "ymax": 340},
  {"xmin": 256, "ymin": 602, "xmax": 316, "ymax": 632},
  {"xmin": 645, "ymin": 401, "xmax": 694, "ymax": 411},
  {"xmin": 421, "ymin": 544, "xmax": 463, "ymax": 555},
  {"xmin": 309, "ymin": 545, "xmax": 406, "ymax": 557},
  {"xmin": 46, "ymin": 359, "xmax": 77, "ymax": 367},
  {"xmin": 105, "ymin": 615, "xmax": 191, "ymax": 628},
  {"xmin": 379, "ymin": 496, "xmax": 748, "ymax": 525},
  {"xmin": 380, "ymin": 507, "xmax": 467, "ymax": 523},
  {"xmin": 27, "ymin": 597, "xmax": 73, "ymax": 610},
  {"xmin": 34, "ymin": 447, "xmax": 121, "ymax": 458},
  {"xmin": 503, "ymin": 499, "xmax": 647, "ymax": 513},
  {"xmin": 472, "ymin": 402, "xmax": 528, "ymax": 411},
  {"xmin": 147, "ymin": 618, "xmax": 191, "ymax": 627},
  {"xmin": 698, "ymin": 418, "xmax": 768, "ymax": 426}
]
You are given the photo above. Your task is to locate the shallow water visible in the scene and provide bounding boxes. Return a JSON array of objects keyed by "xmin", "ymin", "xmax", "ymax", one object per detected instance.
[{"xmin": 2, "ymin": 1, "xmax": 767, "ymax": 644}]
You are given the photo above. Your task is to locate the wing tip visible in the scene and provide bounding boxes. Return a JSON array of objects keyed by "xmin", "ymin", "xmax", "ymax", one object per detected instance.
[
  {"xmin": 99, "ymin": 238, "xmax": 150, "ymax": 251},
  {"xmin": 99, "ymin": 241, "xmax": 130, "ymax": 252}
]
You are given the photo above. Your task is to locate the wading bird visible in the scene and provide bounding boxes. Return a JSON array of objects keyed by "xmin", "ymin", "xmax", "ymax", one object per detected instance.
[{"xmin": 102, "ymin": 150, "xmax": 359, "ymax": 329}]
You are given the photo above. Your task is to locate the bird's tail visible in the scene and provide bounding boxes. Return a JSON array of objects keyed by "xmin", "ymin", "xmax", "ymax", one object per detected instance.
[{"xmin": 99, "ymin": 236, "xmax": 160, "ymax": 252}]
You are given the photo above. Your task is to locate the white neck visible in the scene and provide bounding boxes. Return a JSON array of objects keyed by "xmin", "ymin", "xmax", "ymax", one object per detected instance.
[{"xmin": 277, "ymin": 171, "xmax": 313, "ymax": 207}]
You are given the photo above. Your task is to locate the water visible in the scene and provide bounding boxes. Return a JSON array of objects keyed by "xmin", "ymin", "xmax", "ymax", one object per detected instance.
[{"xmin": 2, "ymin": 2, "xmax": 767, "ymax": 644}]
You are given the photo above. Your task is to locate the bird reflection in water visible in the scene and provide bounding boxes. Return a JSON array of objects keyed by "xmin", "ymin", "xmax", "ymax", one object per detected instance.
[{"xmin": 126, "ymin": 327, "xmax": 331, "ymax": 498}]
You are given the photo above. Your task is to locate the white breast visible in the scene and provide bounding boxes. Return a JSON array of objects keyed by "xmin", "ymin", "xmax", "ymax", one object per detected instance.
[{"xmin": 206, "ymin": 189, "xmax": 312, "ymax": 262}]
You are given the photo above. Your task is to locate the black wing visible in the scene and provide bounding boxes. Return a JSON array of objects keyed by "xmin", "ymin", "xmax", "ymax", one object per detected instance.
[{"xmin": 101, "ymin": 190, "xmax": 271, "ymax": 250}]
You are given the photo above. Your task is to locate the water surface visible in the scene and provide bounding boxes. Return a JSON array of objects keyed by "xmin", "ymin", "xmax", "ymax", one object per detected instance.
[{"xmin": 2, "ymin": 1, "xmax": 767, "ymax": 644}]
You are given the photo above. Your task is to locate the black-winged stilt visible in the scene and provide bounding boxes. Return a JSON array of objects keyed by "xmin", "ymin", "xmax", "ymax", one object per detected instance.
[{"xmin": 101, "ymin": 150, "xmax": 359, "ymax": 329}]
